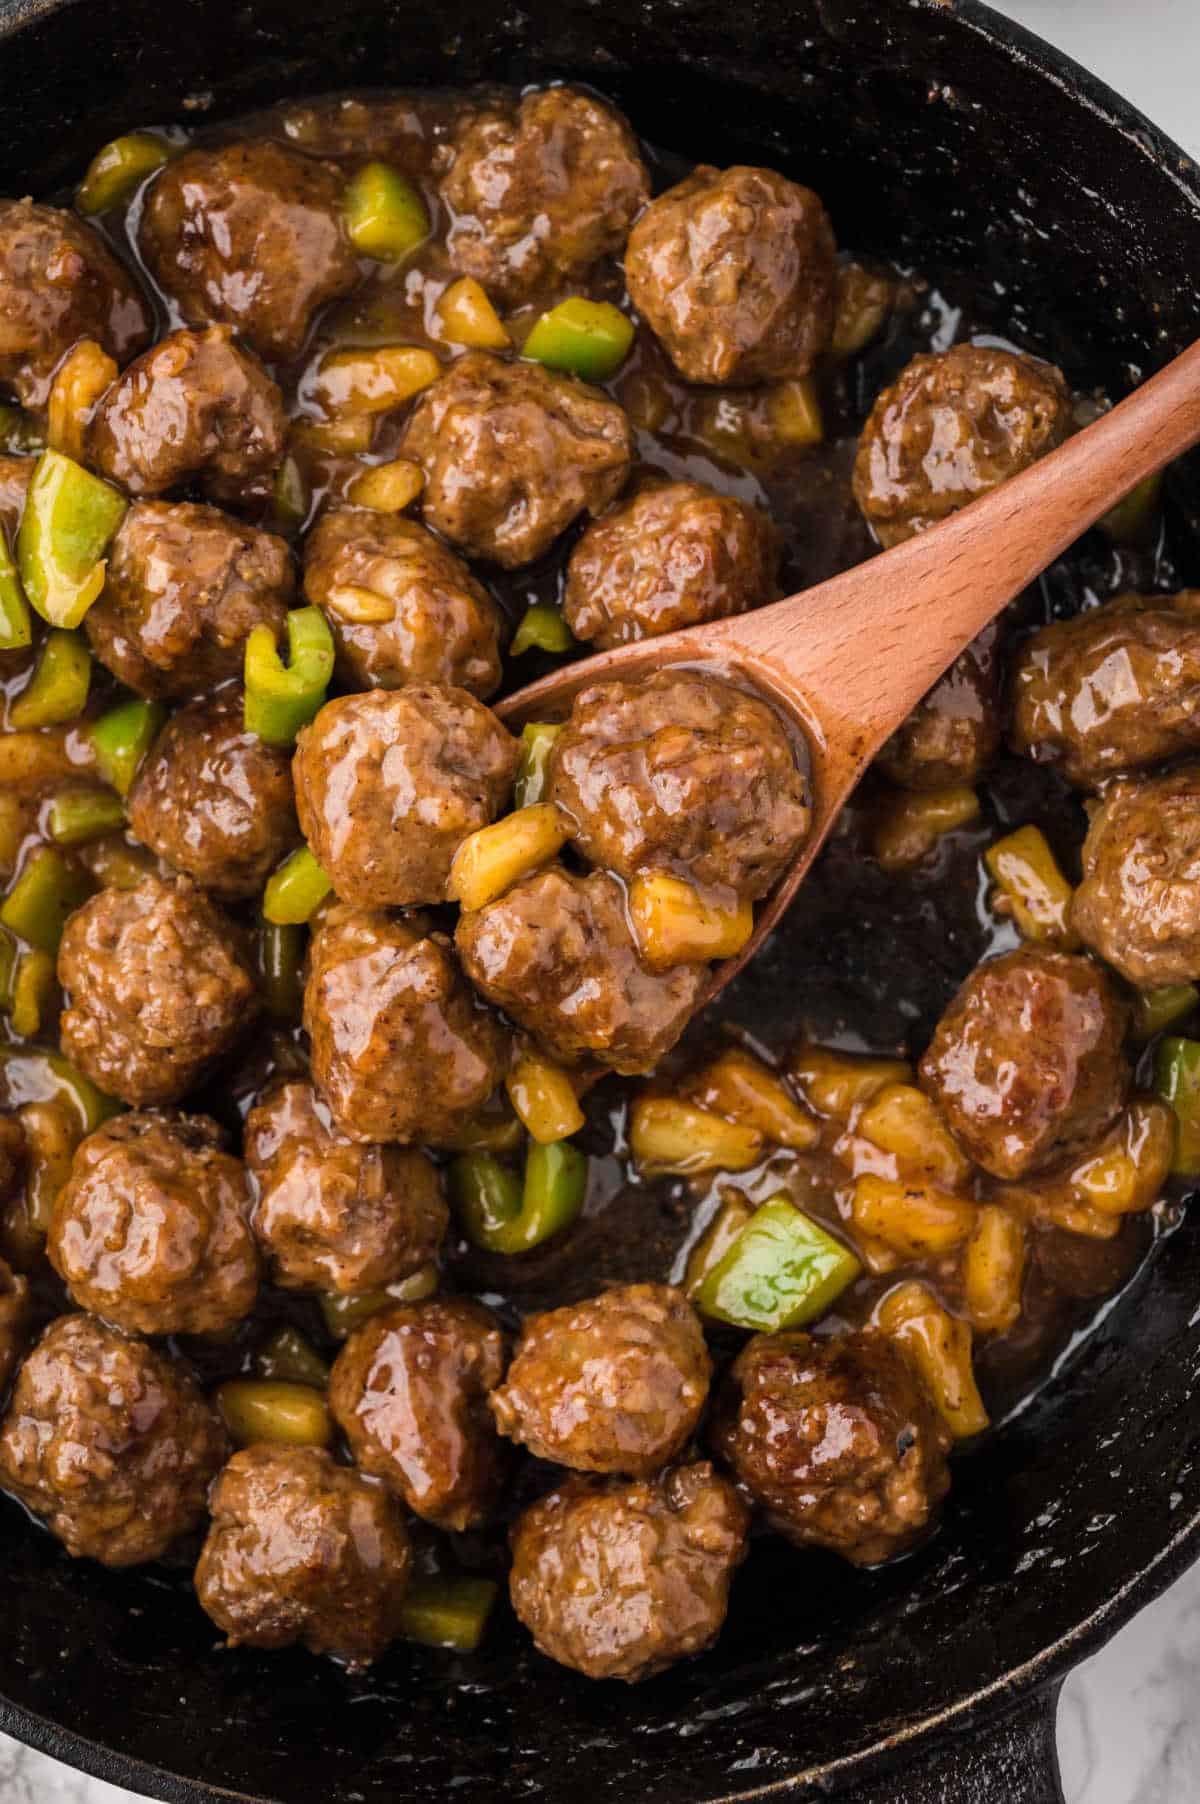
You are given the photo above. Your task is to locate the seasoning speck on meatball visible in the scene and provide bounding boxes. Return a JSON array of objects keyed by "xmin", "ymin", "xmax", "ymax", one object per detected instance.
[{"xmin": 1071, "ymin": 766, "xmax": 1200, "ymax": 987}]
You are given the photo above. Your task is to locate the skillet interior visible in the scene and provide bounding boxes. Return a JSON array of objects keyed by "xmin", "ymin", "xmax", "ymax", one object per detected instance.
[{"xmin": 1, "ymin": 0, "xmax": 1200, "ymax": 1798}]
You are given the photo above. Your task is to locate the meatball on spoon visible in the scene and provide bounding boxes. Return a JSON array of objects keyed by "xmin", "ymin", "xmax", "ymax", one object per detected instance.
[{"xmin": 499, "ymin": 339, "xmax": 1200, "ymax": 1001}]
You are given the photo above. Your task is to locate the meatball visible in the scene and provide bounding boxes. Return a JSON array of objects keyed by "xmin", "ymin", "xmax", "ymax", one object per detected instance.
[
  {"xmin": 140, "ymin": 140, "xmax": 359, "ymax": 362},
  {"xmin": 439, "ymin": 87, "xmax": 649, "ymax": 306},
  {"xmin": 293, "ymin": 685, "xmax": 518, "ymax": 908},
  {"xmin": 87, "ymin": 325, "xmax": 287, "ymax": 499},
  {"xmin": 624, "ymin": 165, "xmax": 836, "ymax": 387},
  {"xmin": 305, "ymin": 904, "xmax": 510, "ymax": 1145},
  {"xmin": 548, "ymin": 668, "xmax": 810, "ymax": 900},
  {"xmin": 713, "ymin": 1330, "xmax": 950, "ymax": 1567},
  {"xmin": 400, "ymin": 351, "xmax": 631, "ymax": 568},
  {"xmin": 0, "ymin": 200, "xmax": 150, "ymax": 409},
  {"xmin": 492, "ymin": 1284, "xmax": 710, "ymax": 1476},
  {"xmin": 456, "ymin": 865, "xmax": 703, "ymax": 1074},
  {"xmin": 49, "ymin": 1112, "xmax": 259, "ymax": 1337},
  {"xmin": 58, "ymin": 874, "xmax": 259, "ymax": 1107},
  {"xmin": 0, "ymin": 1313, "xmax": 226, "ymax": 1566},
  {"xmin": 877, "ymin": 621, "xmax": 1002, "ymax": 790},
  {"xmin": 1071, "ymin": 766, "xmax": 1200, "ymax": 986},
  {"xmin": 86, "ymin": 500, "xmax": 293, "ymax": 699},
  {"xmin": 329, "ymin": 1298, "xmax": 509, "ymax": 1530},
  {"xmin": 1010, "ymin": 591, "xmax": 1200, "ymax": 786},
  {"xmin": 0, "ymin": 1257, "xmax": 29, "ymax": 1392},
  {"xmin": 918, "ymin": 946, "xmax": 1130, "ymax": 1180},
  {"xmin": 245, "ymin": 1080, "xmax": 448, "ymax": 1293},
  {"xmin": 563, "ymin": 479, "xmax": 781, "ymax": 650},
  {"xmin": 195, "ymin": 1445, "xmax": 412, "ymax": 1668},
  {"xmin": 0, "ymin": 1114, "xmax": 24, "ymax": 1205},
  {"xmin": 852, "ymin": 344, "xmax": 1072, "ymax": 547},
  {"xmin": 303, "ymin": 507, "xmax": 503, "ymax": 696},
  {"xmin": 509, "ymin": 1462, "xmax": 748, "ymax": 1682}
]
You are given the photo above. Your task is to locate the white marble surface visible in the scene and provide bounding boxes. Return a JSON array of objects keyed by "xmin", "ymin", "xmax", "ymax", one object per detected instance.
[{"xmin": 3, "ymin": 0, "xmax": 1200, "ymax": 1798}]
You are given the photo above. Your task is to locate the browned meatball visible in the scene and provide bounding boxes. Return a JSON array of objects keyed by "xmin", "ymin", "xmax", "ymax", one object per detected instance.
[
  {"xmin": 0, "ymin": 1313, "xmax": 226, "ymax": 1566},
  {"xmin": 0, "ymin": 200, "xmax": 150, "ymax": 409},
  {"xmin": 509, "ymin": 1462, "xmax": 748, "ymax": 1681},
  {"xmin": 245, "ymin": 1080, "xmax": 447, "ymax": 1293},
  {"xmin": 1010, "ymin": 591, "xmax": 1200, "ymax": 786},
  {"xmin": 0, "ymin": 1115, "xmax": 24, "ymax": 1206},
  {"xmin": 400, "ymin": 352, "xmax": 631, "ymax": 568},
  {"xmin": 329, "ymin": 1298, "xmax": 509, "ymax": 1530},
  {"xmin": 305, "ymin": 904, "xmax": 510, "ymax": 1145},
  {"xmin": 49, "ymin": 1112, "xmax": 259, "ymax": 1337},
  {"xmin": 1071, "ymin": 767, "xmax": 1200, "ymax": 986},
  {"xmin": 492, "ymin": 1284, "xmax": 710, "ymax": 1476},
  {"xmin": 548, "ymin": 668, "xmax": 810, "ymax": 900},
  {"xmin": 58, "ymin": 875, "xmax": 259, "ymax": 1107},
  {"xmin": 853, "ymin": 344, "xmax": 1072, "ymax": 547},
  {"xmin": 439, "ymin": 87, "xmax": 649, "ymax": 306},
  {"xmin": 86, "ymin": 500, "xmax": 293, "ymax": 699},
  {"xmin": 563, "ymin": 479, "xmax": 781, "ymax": 649},
  {"xmin": 88, "ymin": 326, "xmax": 287, "ymax": 499},
  {"xmin": 918, "ymin": 946, "xmax": 1130, "ymax": 1180},
  {"xmin": 877, "ymin": 621, "xmax": 1002, "ymax": 790},
  {"xmin": 303, "ymin": 507, "xmax": 503, "ymax": 696},
  {"xmin": 140, "ymin": 140, "xmax": 359, "ymax": 362},
  {"xmin": 0, "ymin": 1257, "xmax": 29, "ymax": 1392},
  {"xmin": 456, "ymin": 865, "xmax": 703, "ymax": 1074},
  {"xmin": 713, "ymin": 1329, "xmax": 951, "ymax": 1566},
  {"xmin": 195, "ymin": 1445, "xmax": 412, "ymax": 1668},
  {"xmin": 625, "ymin": 166, "xmax": 836, "ymax": 387},
  {"xmin": 294, "ymin": 685, "xmax": 518, "ymax": 908}
]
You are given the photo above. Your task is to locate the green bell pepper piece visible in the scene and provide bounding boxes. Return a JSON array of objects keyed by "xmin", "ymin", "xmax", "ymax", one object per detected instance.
[
  {"xmin": 449, "ymin": 1152, "xmax": 523, "ymax": 1245},
  {"xmin": 0, "ymin": 527, "xmax": 32, "ymax": 650},
  {"xmin": 0, "ymin": 406, "xmax": 45, "ymax": 455},
  {"xmin": 1098, "ymin": 471, "xmax": 1163, "ymax": 546},
  {"xmin": 1134, "ymin": 984, "xmax": 1198, "ymax": 1044},
  {"xmin": 244, "ymin": 606, "xmax": 335, "ymax": 745},
  {"xmin": 451, "ymin": 1140, "xmax": 586, "ymax": 1254},
  {"xmin": 514, "ymin": 721, "xmax": 563, "ymax": 808},
  {"xmin": 1154, "ymin": 1036, "xmax": 1200, "ymax": 1177},
  {"xmin": 259, "ymin": 918, "xmax": 305, "ymax": 1019},
  {"xmin": 88, "ymin": 696, "xmax": 166, "ymax": 796},
  {"xmin": 76, "ymin": 132, "xmax": 170, "ymax": 215},
  {"xmin": 8, "ymin": 946, "xmax": 55, "ymax": 1039},
  {"xmin": 272, "ymin": 453, "xmax": 310, "ymax": 526},
  {"xmin": 254, "ymin": 1326, "xmax": 330, "ymax": 1389},
  {"xmin": 18, "ymin": 449, "xmax": 127, "ymax": 629},
  {"xmin": 344, "ymin": 161, "xmax": 431, "ymax": 260},
  {"xmin": 398, "ymin": 1576, "xmax": 499, "ymax": 1652},
  {"xmin": 318, "ymin": 1265, "xmax": 440, "ymax": 1339},
  {"xmin": 694, "ymin": 1194, "xmax": 862, "ymax": 1332},
  {"xmin": 0, "ymin": 847, "xmax": 90, "ymax": 954},
  {"xmin": 263, "ymin": 845, "xmax": 333, "ymax": 925},
  {"xmin": 0, "ymin": 1045, "xmax": 119, "ymax": 1135},
  {"xmin": 510, "ymin": 604, "xmax": 576, "ymax": 658},
  {"xmin": 47, "ymin": 787, "xmax": 127, "ymax": 848},
  {"xmin": 9, "ymin": 629, "xmax": 91, "ymax": 730},
  {"xmin": 523, "ymin": 297, "xmax": 635, "ymax": 382},
  {"xmin": 0, "ymin": 927, "xmax": 15, "ymax": 1012}
]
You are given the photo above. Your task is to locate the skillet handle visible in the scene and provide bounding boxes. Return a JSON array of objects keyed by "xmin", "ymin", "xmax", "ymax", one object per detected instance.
[{"xmin": 846, "ymin": 1680, "xmax": 1065, "ymax": 1803}]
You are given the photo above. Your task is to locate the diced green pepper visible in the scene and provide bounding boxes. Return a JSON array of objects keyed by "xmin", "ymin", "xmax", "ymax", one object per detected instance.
[
  {"xmin": 9, "ymin": 630, "xmax": 91, "ymax": 730},
  {"xmin": 318, "ymin": 1265, "xmax": 439, "ymax": 1339},
  {"xmin": 216, "ymin": 1380, "xmax": 333, "ymax": 1450},
  {"xmin": 0, "ymin": 847, "xmax": 90, "ymax": 954},
  {"xmin": 254, "ymin": 1326, "xmax": 330, "ymax": 1388},
  {"xmin": 8, "ymin": 946, "xmax": 55, "ymax": 1039},
  {"xmin": 514, "ymin": 721, "xmax": 563, "ymax": 808},
  {"xmin": 259, "ymin": 919, "xmax": 305, "ymax": 1019},
  {"xmin": 1154, "ymin": 1036, "xmax": 1200, "ymax": 1177},
  {"xmin": 398, "ymin": 1576, "xmax": 499, "ymax": 1652},
  {"xmin": 510, "ymin": 605, "xmax": 576, "ymax": 658},
  {"xmin": 523, "ymin": 298, "xmax": 635, "ymax": 382},
  {"xmin": 244, "ymin": 606, "xmax": 335, "ymax": 746},
  {"xmin": 0, "ymin": 527, "xmax": 32, "ymax": 651},
  {"xmin": 0, "ymin": 1046, "xmax": 119, "ymax": 1135},
  {"xmin": 0, "ymin": 928, "xmax": 15, "ymax": 1012},
  {"xmin": 76, "ymin": 132, "xmax": 170, "ymax": 214},
  {"xmin": 272, "ymin": 453, "xmax": 309, "ymax": 526},
  {"xmin": 47, "ymin": 787, "xmax": 127, "ymax": 847},
  {"xmin": 88, "ymin": 696, "xmax": 166, "ymax": 796},
  {"xmin": 343, "ymin": 161, "xmax": 430, "ymax": 260},
  {"xmin": 17, "ymin": 449, "xmax": 126, "ymax": 629},
  {"xmin": 1134, "ymin": 984, "xmax": 1198, "ymax": 1044},
  {"xmin": 694, "ymin": 1195, "xmax": 862, "ymax": 1332},
  {"xmin": 451, "ymin": 1140, "xmax": 586, "ymax": 1254},
  {"xmin": 449, "ymin": 1152, "xmax": 523, "ymax": 1244},
  {"xmin": 1098, "ymin": 471, "xmax": 1163, "ymax": 546},
  {"xmin": 263, "ymin": 845, "xmax": 333, "ymax": 925}
]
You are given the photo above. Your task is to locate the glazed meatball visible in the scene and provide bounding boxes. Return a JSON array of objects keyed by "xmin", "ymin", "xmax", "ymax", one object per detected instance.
[
  {"xmin": 293, "ymin": 685, "xmax": 518, "ymax": 907},
  {"xmin": 195, "ymin": 1445, "xmax": 412, "ymax": 1668},
  {"xmin": 439, "ymin": 87, "xmax": 649, "ymax": 306},
  {"xmin": 624, "ymin": 165, "xmax": 836, "ymax": 387},
  {"xmin": 305, "ymin": 904, "xmax": 510, "ymax": 1145},
  {"xmin": 0, "ymin": 200, "xmax": 150, "ymax": 408},
  {"xmin": 0, "ymin": 1258, "xmax": 29, "ymax": 1392},
  {"xmin": 400, "ymin": 352, "xmax": 631, "ymax": 568},
  {"xmin": 456, "ymin": 865, "xmax": 703, "ymax": 1074},
  {"xmin": 58, "ymin": 875, "xmax": 259, "ymax": 1107},
  {"xmin": 492, "ymin": 1284, "xmax": 711, "ymax": 1476},
  {"xmin": 88, "ymin": 326, "xmax": 287, "ymax": 499},
  {"xmin": 1010, "ymin": 591, "xmax": 1200, "ymax": 786},
  {"xmin": 509, "ymin": 1462, "xmax": 748, "ymax": 1682},
  {"xmin": 548, "ymin": 668, "xmax": 810, "ymax": 900},
  {"xmin": 86, "ymin": 500, "xmax": 293, "ymax": 699},
  {"xmin": 303, "ymin": 507, "xmax": 503, "ymax": 696},
  {"xmin": 0, "ymin": 1313, "xmax": 226, "ymax": 1566},
  {"xmin": 245, "ymin": 1080, "xmax": 448, "ymax": 1293},
  {"xmin": 877, "ymin": 621, "xmax": 1002, "ymax": 790},
  {"xmin": 140, "ymin": 140, "xmax": 359, "ymax": 362},
  {"xmin": 1071, "ymin": 767, "xmax": 1200, "ymax": 986},
  {"xmin": 562, "ymin": 479, "xmax": 781, "ymax": 649},
  {"xmin": 713, "ymin": 1330, "xmax": 950, "ymax": 1567},
  {"xmin": 128, "ymin": 693, "xmax": 298, "ymax": 900},
  {"xmin": 49, "ymin": 1112, "xmax": 259, "ymax": 1337},
  {"xmin": 853, "ymin": 344, "xmax": 1072, "ymax": 547},
  {"xmin": 919, "ymin": 946, "xmax": 1130, "ymax": 1180},
  {"xmin": 329, "ymin": 1298, "xmax": 509, "ymax": 1530}
]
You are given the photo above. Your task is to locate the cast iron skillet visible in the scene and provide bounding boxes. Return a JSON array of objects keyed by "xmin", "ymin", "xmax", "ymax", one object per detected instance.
[{"xmin": 0, "ymin": 0, "xmax": 1199, "ymax": 1798}]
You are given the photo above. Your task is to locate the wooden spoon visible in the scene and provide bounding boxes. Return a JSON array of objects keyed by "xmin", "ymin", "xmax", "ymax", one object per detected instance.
[{"xmin": 497, "ymin": 338, "xmax": 1200, "ymax": 1003}]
